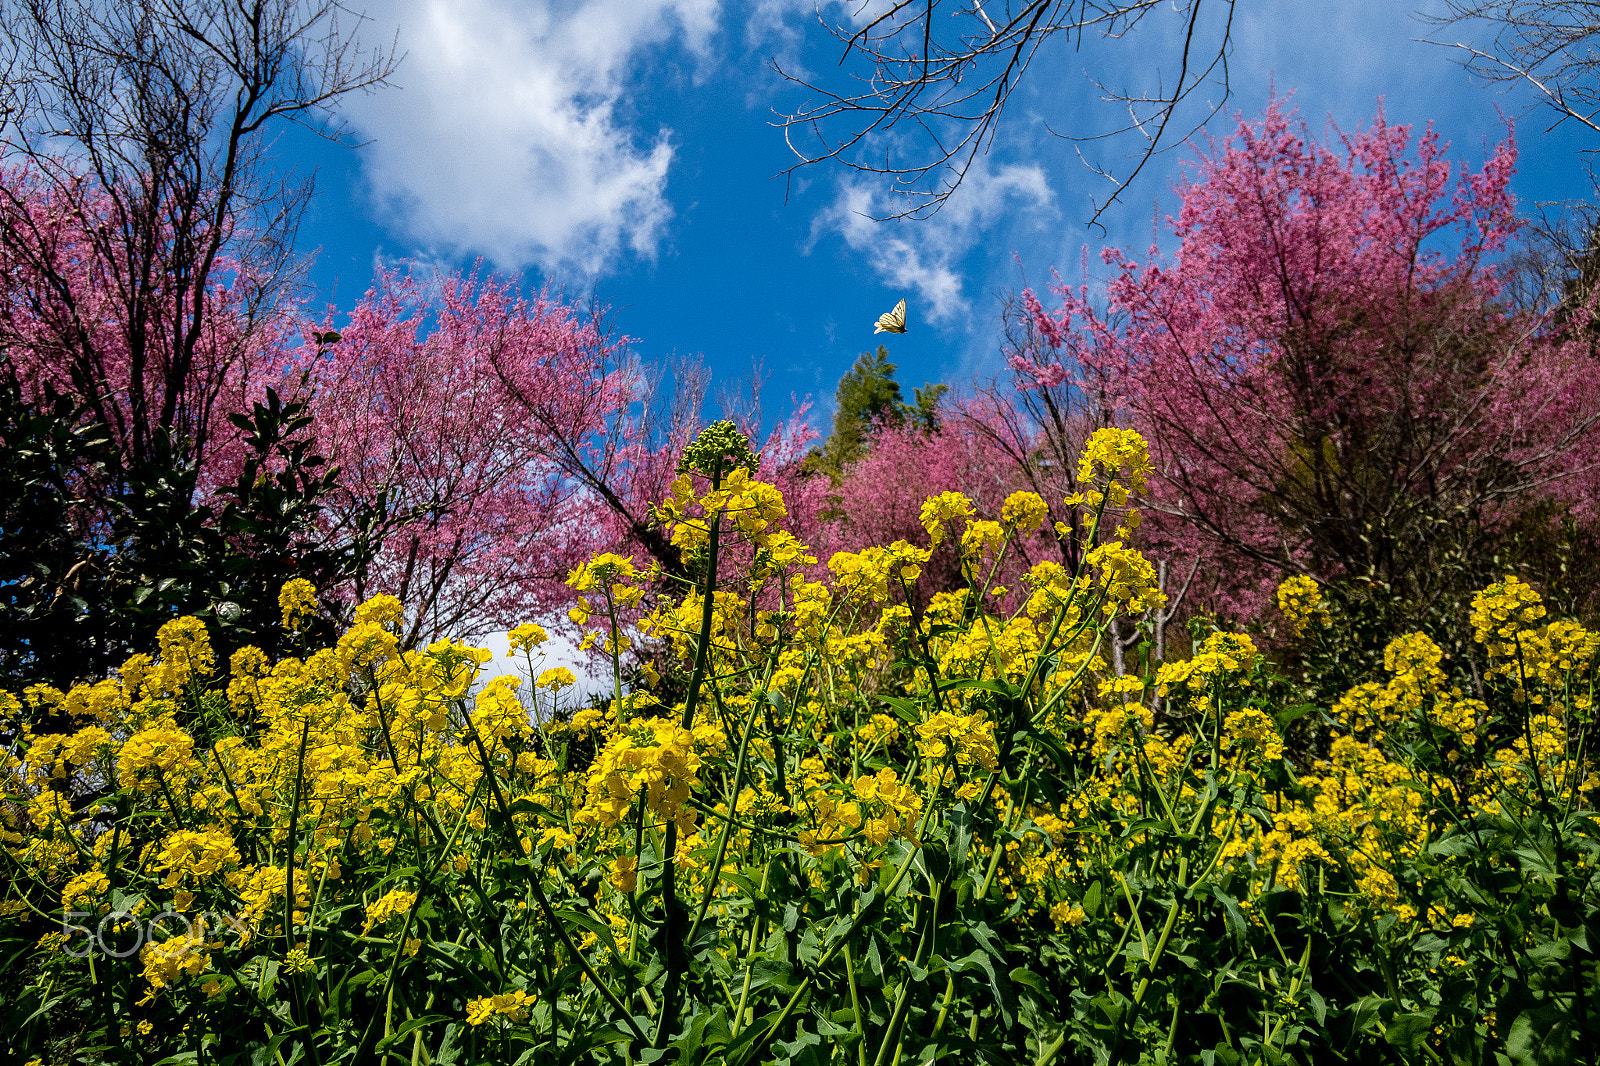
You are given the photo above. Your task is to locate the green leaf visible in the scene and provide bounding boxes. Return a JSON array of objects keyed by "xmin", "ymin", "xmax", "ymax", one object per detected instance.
[
  {"xmin": 1305, "ymin": 987, "xmax": 1326, "ymax": 1026},
  {"xmin": 1210, "ymin": 885, "xmax": 1249, "ymax": 947},
  {"xmin": 554, "ymin": 908, "xmax": 620, "ymax": 956},
  {"xmin": 1273, "ymin": 703, "xmax": 1318, "ymax": 730},
  {"xmin": 1009, "ymin": 967, "xmax": 1047, "ymax": 994},
  {"xmin": 967, "ymin": 921, "xmax": 1006, "ymax": 961},
  {"xmin": 880, "ymin": 696, "xmax": 924, "ymax": 724},
  {"xmin": 797, "ymin": 925, "xmax": 823, "ymax": 968},
  {"xmin": 376, "ymin": 1015, "xmax": 449, "ymax": 1052},
  {"xmin": 1384, "ymin": 1011, "xmax": 1435, "ymax": 1050},
  {"xmin": 946, "ymin": 949, "xmax": 1015, "ymax": 1028},
  {"xmin": 1428, "ymin": 833, "xmax": 1479, "ymax": 858},
  {"xmin": 948, "ymin": 803, "xmax": 974, "ymax": 875},
  {"xmin": 746, "ymin": 957, "xmax": 799, "ymax": 995},
  {"xmin": 1526, "ymin": 936, "xmax": 1573, "ymax": 965},
  {"xmin": 866, "ymin": 935, "xmax": 885, "ymax": 979},
  {"xmin": 670, "ymin": 1007, "xmax": 731, "ymax": 1056},
  {"xmin": 1348, "ymin": 994, "xmax": 1389, "ymax": 1034},
  {"xmin": 1513, "ymin": 847, "xmax": 1559, "ymax": 878},
  {"xmin": 1082, "ymin": 880, "xmax": 1103, "ymax": 920},
  {"xmin": 940, "ymin": 677, "xmax": 1021, "ymax": 700},
  {"xmin": 1505, "ymin": 1006, "xmax": 1576, "ymax": 1065}
]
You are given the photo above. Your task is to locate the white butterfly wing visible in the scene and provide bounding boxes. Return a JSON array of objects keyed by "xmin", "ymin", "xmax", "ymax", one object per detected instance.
[{"xmin": 874, "ymin": 298, "xmax": 907, "ymax": 334}]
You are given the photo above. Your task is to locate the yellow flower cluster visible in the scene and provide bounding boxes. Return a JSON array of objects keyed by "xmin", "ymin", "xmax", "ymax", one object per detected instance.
[
  {"xmin": 138, "ymin": 927, "xmax": 213, "ymax": 1002},
  {"xmin": 1332, "ymin": 632, "xmax": 1479, "ymax": 745},
  {"xmin": 153, "ymin": 829, "xmax": 242, "ymax": 888},
  {"xmin": 61, "ymin": 870, "xmax": 111, "ymax": 914},
  {"xmin": 362, "ymin": 888, "xmax": 417, "ymax": 934},
  {"xmin": 536, "ymin": 667, "xmax": 576, "ymax": 690},
  {"xmin": 566, "ymin": 553, "xmax": 646, "ymax": 617},
  {"xmin": 851, "ymin": 768, "xmax": 924, "ymax": 846},
  {"xmin": 21, "ymin": 725, "xmax": 113, "ymax": 782},
  {"xmin": 1276, "ymin": 575, "xmax": 1329, "ymax": 637},
  {"xmin": 507, "ymin": 622, "xmax": 549, "ymax": 653},
  {"xmin": 279, "ymin": 578, "xmax": 318, "ymax": 631},
  {"xmin": 150, "ymin": 616, "xmax": 215, "ymax": 696},
  {"xmin": 1468, "ymin": 577, "xmax": 1600, "ymax": 698},
  {"xmin": 999, "ymin": 490, "xmax": 1050, "ymax": 532},
  {"xmin": 1067, "ymin": 427, "xmax": 1153, "ymax": 512},
  {"xmin": 959, "ymin": 520, "xmax": 1007, "ymax": 567},
  {"xmin": 117, "ymin": 722, "xmax": 196, "ymax": 791},
  {"xmin": 1223, "ymin": 707, "xmax": 1285, "ymax": 764},
  {"xmin": 920, "ymin": 491, "xmax": 975, "ymax": 547},
  {"xmin": 914, "ymin": 710, "xmax": 999, "ymax": 773},
  {"xmin": 465, "ymin": 989, "xmax": 535, "ymax": 1026},
  {"xmin": 335, "ymin": 621, "xmax": 400, "ymax": 674},
  {"xmin": 659, "ymin": 468, "xmax": 788, "ymax": 558},
  {"xmin": 472, "ymin": 676, "xmax": 532, "ymax": 742},
  {"xmin": 1470, "ymin": 575, "xmax": 1547, "ymax": 655},
  {"xmin": 1519, "ymin": 620, "xmax": 1600, "ymax": 689},
  {"xmin": 353, "ymin": 594, "xmax": 405, "ymax": 631},
  {"xmin": 827, "ymin": 541, "xmax": 931, "ymax": 603},
  {"xmin": 1155, "ymin": 632, "xmax": 1260, "ymax": 706},
  {"xmin": 1383, "ymin": 632, "xmax": 1446, "ymax": 708},
  {"xmin": 1076, "ymin": 427, "xmax": 1153, "ymax": 492},
  {"xmin": 1085, "ymin": 540, "xmax": 1166, "ymax": 615},
  {"xmin": 580, "ymin": 717, "xmax": 707, "ymax": 836},
  {"xmin": 1082, "ymin": 699, "xmax": 1153, "ymax": 757},
  {"xmin": 936, "ymin": 615, "xmax": 1044, "ymax": 685}
]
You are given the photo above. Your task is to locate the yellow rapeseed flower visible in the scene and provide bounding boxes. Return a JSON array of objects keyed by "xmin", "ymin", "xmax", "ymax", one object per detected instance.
[{"xmin": 278, "ymin": 578, "xmax": 317, "ymax": 631}]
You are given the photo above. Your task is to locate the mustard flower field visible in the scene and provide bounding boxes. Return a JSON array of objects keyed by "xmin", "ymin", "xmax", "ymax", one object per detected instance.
[{"xmin": 5, "ymin": 426, "xmax": 1596, "ymax": 1065}]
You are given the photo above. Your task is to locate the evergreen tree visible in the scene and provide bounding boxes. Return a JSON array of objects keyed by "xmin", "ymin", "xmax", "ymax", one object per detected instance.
[{"xmin": 806, "ymin": 346, "xmax": 946, "ymax": 480}]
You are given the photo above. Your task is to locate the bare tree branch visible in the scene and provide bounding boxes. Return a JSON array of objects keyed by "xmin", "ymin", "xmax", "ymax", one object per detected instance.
[
  {"xmin": 771, "ymin": 0, "xmax": 1236, "ymax": 226},
  {"xmin": 1424, "ymin": 0, "xmax": 1600, "ymax": 136},
  {"xmin": 0, "ymin": 0, "xmax": 397, "ymax": 472}
]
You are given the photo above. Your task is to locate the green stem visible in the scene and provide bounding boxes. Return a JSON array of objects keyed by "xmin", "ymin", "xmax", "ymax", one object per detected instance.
[
  {"xmin": 1032, "ymin": 1031, "xmax": 1067, "ymax": 1066},
  {"xmin": 845, "ymin": 944, "xmax": 869, "ymax": 1066},
  {"xmin": 657, "ymin": 465, "xmax": 726, "ymax": 1047},
  {"xmin": 686, "ymin": 690, "xmax": 765, "ymax": 945},
  {"xmin": 728, "ymin": 843, "xmax": 924, "ymax": 1066},
  {"xmin": 466, "ymin": 729, "xmax": 649, "ymax": 1045},
  {"xmin": 281, "ymin": 707, "xmax": 321, "ymax": 1065}
]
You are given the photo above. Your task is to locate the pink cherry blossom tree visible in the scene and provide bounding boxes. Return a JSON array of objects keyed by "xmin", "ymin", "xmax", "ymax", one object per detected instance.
[
  {"xmin": 301, "ymin": 265, "xmax": 826, "ymax": 645},
  {"xmin": 0, "ymin": 0, "xmax": 393, "ymax": 477},
  {"xmin": 1016, "ymin": 98, "xmax": 1600, "ymax": 618},
  {"xmin": 0, "ymin": 165, "xmax": 287, "ymax": 484},
  {"xmin": 300, "ymin": 267, "xmax": 630, "ymax": 644}
]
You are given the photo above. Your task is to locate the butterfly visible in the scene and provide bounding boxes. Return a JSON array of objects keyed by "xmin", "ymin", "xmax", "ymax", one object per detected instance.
[{"xmin": 873, "ymin": 298, "xmax": 907, "ymax": 334}]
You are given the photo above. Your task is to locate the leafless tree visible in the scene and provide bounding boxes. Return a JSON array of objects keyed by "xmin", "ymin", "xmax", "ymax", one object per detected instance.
[
  {"xmin": 0, "ymin": 0, "xmax": 397, "ymax": 471},
  {"xmin": 1499, "ymin": 196, "xmax": 1600, "ymax": 317},
  {"xmin": 1426, "ymin": 1, "xmax": 1600, "ymax": 137},
  {"xmin": 772, "ymin": 0, "xmax": 1237, "ymax": 225}
]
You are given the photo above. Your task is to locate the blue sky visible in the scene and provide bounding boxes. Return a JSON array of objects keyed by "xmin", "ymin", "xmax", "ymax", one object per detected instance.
[{"xmin": 279, "ymin": 0, "xmax": 1598, "ymax": 430}]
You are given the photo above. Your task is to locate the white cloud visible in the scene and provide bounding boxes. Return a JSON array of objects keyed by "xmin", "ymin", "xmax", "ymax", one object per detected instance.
[
  {"xmin": 745, "ymin": 0, "xmax": 813, "ymax": 54},
  {"xmin": 472, "ymin": 627, "xmax": 614, "ymax": 706},
  {"xmin": 345, "ymin": 0, "xmax": 721, "ymax": 275},
  {"xmin": 814, "ymin": 159, "xmax": 1056, "ymax": 324}
]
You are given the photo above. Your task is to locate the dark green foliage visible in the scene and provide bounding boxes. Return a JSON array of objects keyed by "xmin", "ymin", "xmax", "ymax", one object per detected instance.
[
  {"xmin": 0, "ymin": 367, "xmax": 116, "ymax": 691},
  {"xmin": 807, "ymin": 346, "xmax": 902, "ymax": 480},
  {"xmin": 0, "ymin": 369, "xmax": 393, "ymax": 690}
]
